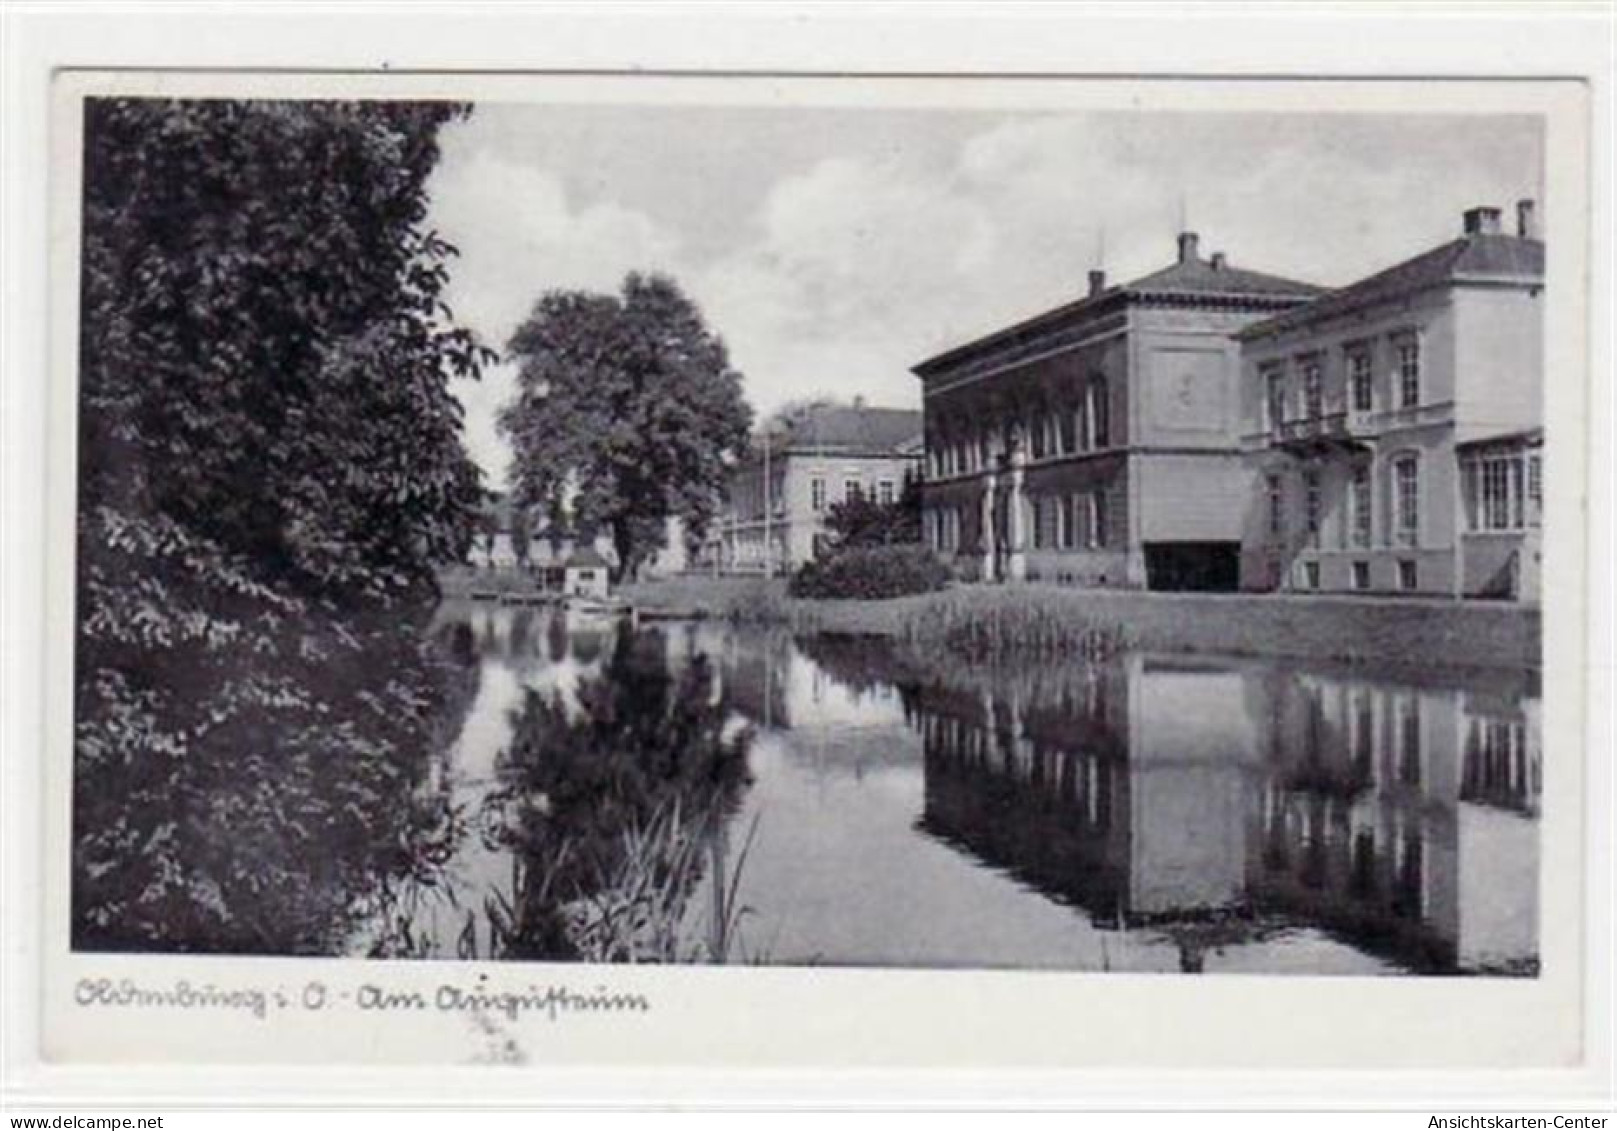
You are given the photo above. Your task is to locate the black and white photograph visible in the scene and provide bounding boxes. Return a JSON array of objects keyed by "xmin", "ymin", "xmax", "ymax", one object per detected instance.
[
  {"xmin": 66, "ymin": 88, "xmax": 1554, "ymax": 979},
  {"xmin": 3, "ymin": 2, "xmax": 1613, "ymax": 1115}
]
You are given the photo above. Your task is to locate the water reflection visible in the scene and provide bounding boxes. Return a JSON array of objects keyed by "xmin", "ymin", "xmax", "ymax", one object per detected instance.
[
  {"xmin": 855, "ymin": 646, "xmax": 1541, "ymax": 975},
  {"xmin": 88, "ymin": 594, "xmax": 1536, "ymax": 974},
  {"xmin": 365, "ymin": 604, "xmax": 756, "ymax": 963},
  {"xmin": 422, "ymin": 608, "xmax": 1538, "ymax": 974}
]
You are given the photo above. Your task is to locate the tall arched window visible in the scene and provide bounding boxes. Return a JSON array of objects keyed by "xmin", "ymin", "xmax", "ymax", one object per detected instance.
[{"xmin": 1089, "ymin": 378, "xmax": 1110, "ymax": 448}]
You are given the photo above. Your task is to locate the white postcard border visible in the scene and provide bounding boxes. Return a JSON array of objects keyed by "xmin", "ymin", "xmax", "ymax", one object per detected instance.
[{"xmin": 3, "ymin": 2, "xmax": 1612, "ymax": 1110}]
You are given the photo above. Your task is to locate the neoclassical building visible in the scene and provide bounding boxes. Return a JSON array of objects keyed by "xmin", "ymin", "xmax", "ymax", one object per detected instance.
[
  {"xmin": 1235, "ymin": 203, "xmax": 1544, "ymax": 600},
  {"xmin": 913, "ymin": 232, "xmax": 1322, "ymax": 590}
]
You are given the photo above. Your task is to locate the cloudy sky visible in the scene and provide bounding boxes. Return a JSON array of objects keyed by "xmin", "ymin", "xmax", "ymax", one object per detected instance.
[{"xmin": 425, "ymin": 104, "xmax": 1542, "ymax": 489}]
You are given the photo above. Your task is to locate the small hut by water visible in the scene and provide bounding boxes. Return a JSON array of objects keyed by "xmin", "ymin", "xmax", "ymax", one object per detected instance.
[{"xmin": 563, "ymin": 546, "xmax": 611, "ymax": 599}]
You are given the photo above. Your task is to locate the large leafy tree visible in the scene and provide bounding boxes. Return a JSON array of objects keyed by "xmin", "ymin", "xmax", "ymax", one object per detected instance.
[
  {"xmin": 500, "ymin": 273, "xmax": 752, "ymax": 581},
  {"xmin": 73, "ymin": 98, "xmax": 490, "ymax": 951}
]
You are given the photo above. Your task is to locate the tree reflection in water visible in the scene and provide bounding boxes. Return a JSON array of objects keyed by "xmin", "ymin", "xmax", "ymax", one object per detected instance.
[
  {"xmin": 73, "ymin": 604, "xmax": 476, "ymax": 956},
  {"xmin": 472, "ymin": 625, "xmax": 755, "ymax": 963}
]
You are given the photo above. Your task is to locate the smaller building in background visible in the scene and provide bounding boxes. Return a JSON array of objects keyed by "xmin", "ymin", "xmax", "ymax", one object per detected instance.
[
  {"xmin": 563, "ymin": 546, "xmax": 612, "ymax": 599},
  {"xmin": 1235, "ymin": 202, "xmax": 1543, "ymax": 601},
  {"xmin": 641, "ymin": 516, "xmax": 690, "ymax": 578},
  {"xmin": 468, "ymin": 492, "xmax": 621, "ymax": 579},
  {"xmin": 704, "ymin": 400, "xmax": 923, "ymax": 573}
]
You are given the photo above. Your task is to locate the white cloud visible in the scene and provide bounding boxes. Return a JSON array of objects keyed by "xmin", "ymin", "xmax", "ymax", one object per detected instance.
[
  {"xmin": 431, "ymin": 148, "xmax": 683, "ymax": 350},
  {"xmin": 428, "ymin": 146, "xmax": 684, "ymax": 489},
  {"xmin": 425, "ymin": 106, "xmax": 1541, "ymax": 489}
]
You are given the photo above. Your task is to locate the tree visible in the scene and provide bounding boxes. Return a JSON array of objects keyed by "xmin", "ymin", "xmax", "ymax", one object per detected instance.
[
  {"xmin": 73, "ymin": 98, "xmax": 491, "ymax": 951},
  {"xmin": 509, "ymin": 503, "xmax": 534, "ymax": 570},
  {"xmin": 822, "ymin": 474, "xmax": 924, "ymax": 550},
  {"xmin": 500, "ymin": 273, "xmax": 753, "ymax": 582}
]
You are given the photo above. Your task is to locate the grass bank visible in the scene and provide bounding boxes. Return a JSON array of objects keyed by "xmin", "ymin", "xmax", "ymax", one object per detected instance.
[
  {"xmin": 619, "ymin": 575, "xmax": 1540, "ymax": 672},
  {"xmin": 439, "ymin": 564, "xmax": 536, "ymax": 597}
]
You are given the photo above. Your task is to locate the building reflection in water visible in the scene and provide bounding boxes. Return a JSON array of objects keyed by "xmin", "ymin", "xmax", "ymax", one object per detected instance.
[{"xmin": 904, "ymin": 650, "xmax": 1539, "ymax": 974}]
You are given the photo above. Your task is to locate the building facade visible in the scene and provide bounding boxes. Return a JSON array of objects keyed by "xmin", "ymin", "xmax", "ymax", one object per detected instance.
[
  {"xmin": 705, "ymin": 402, "xmax": 923, "ymax": 573},
  {"xmin": 914, "ymin": 233, "xmax": 1322, "ymax": 590},
  {"xmin": 1235, "ymin": 203, "xmax": 1544, "ymax": 600}
]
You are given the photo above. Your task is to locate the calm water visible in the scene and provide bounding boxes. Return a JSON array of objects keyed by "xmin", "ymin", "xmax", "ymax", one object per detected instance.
[{"xmin": 361, "ymin": 599, "xmax": 1541, "ymax": 975}]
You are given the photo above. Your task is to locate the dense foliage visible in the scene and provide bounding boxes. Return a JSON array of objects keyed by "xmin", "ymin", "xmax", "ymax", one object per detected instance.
[
  {"xmin": 820, "ymin": 475, "xmax": 923, "ymax": 550},
  {"xmin": 787, "ymin": 544, "xmax": 952, "ymax": 600},
  {"xmin": 500, "ymin": 273, "xmax": 753, "ymax": 582},
  {"xmin": 478, "ymin": 627, "xmax": 753, "ymax": 960},
  {"xmin": 73, "ymin": 98, "xmax": 490, "ymax": 951}
]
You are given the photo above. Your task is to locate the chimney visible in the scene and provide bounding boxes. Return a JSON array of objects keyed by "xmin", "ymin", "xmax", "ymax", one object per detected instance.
[
  {"xmin": 1463, "ymin": 206, "xmax": 1502, "ymax": 236},
  {"xmin": 1177, "ymin": 231, "xmax": 1200, "ymax": 264},
  {"xmin": 1088, "ymin": 269, "xmax": 1106, "ymax": 297},
  {"xmin": 1516, "ymin": 198, "xmax": 1538, "ymax": 240},
  {"xmin": 1209, "ymin": 251, "xmax": 1227, "ymax": 271},
  {"xmin": 852, "ymin": 394, "xmax": 866, "ymax": 409}
]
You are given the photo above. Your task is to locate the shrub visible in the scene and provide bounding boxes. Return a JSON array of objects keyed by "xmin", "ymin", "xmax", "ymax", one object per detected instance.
[{"xmin": 788, "ymin": 545, "xmax": 951, "ymax": 600}]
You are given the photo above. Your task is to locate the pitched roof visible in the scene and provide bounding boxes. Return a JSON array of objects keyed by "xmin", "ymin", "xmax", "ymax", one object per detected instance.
[
  {"xmin": 1125, "ymin": 257, "xmax": 1330, "ymax": 301},
  {"xmin": 763, "ymin": 404, "xmax": 923, "ymax": 455},
  {"xmin": 1240, "ymin": 233, "xmax": 1545, "ymax": 341},
  {"xmin": 565, "ymin": 546, "xmax": 611, "ymax": 569},
  {"xmin": 914, "ymin": 248, "xmax": 1323, "ymax": 377}
]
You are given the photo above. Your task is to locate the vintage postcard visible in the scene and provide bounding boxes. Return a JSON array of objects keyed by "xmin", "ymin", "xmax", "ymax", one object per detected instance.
[{"xmin": 4, "ymin": 7, "xmax": 1608, "ymax": 1105}]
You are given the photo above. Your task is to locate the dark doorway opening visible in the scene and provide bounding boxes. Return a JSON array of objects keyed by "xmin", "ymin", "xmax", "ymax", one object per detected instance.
[{"xmin": 1144, "ymin": 541, "xmax": 1240, "ymax": 592}]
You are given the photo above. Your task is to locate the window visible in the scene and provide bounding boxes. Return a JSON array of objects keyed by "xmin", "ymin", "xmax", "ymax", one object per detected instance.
[
  {"xmin": 1394, "ymin": 456, "xmax": 1420, "ymax": 545},
  {"xmin": 1398, "ymin": 559, "xmax": 1418, "ymax": 591},
  {"xmin": 1303, "ymin": 469, "xmax": 1322, "ymax": 547},
  {"xmin": 1058, "ymin": 408, "xmax": 1076, "ymax": 454},
  {"xmin": 878, "ymin": 479, "xmax": 895, "ymax": 505},
  {"xmin": 1088, "ymin": 490, "xmax": 1108, "ymax": 548},
  {"xmin": 1467, "ymin": 452, "xmax": 1533, "ymax": 532},
  {"xmin": 1483, "ymin": 457, "xmax": 1512, "ymax": 530},
  {"xmin": 1265, "ymin": 366, "xmax": 1287, "ymax": 431},
  {"xmin": 1348, "ymin": 348, "xmax": 1373, "ymax": 413},
  {"xmin": 1266, "ymin": 474, "xmax": 1284, "ymax": 536},
  {"xmin": 844, "ymin": 479, "xmax": 861, "ymax": 504},
  {"xmin": 1351, "ymin": 560, "xmax": 1371, "ymax": 590},
  {"xmin": 1030, "ymin": 413, "xmax": 1047, "ymax": 459},
  {"xmin": 1075, "ymin": 401, "xmax": 1091, "ymax": 452},
  {"xmin": 1058, "ymin": 495, "xmax": 1076, "ymax": 549},
  {"xmin": 1398, "ymin": 697, "xmax": 1422, "ymax": 783},
  {"xmin": 1303, "ymin": 561, "xmax": 1320, "ymax": 590},
  {"xmin": 1528, "ymin": 454, "xmax": 1542, "ymax": 527},
  {"xmin": 1089, "ymin": 380, "xmax": 1110, "ymax": 448},
  {"xmin": 1396, "ymin": 337, "xmax": 1421, "ymax": 408},
  {"xmin": 1350, "ymin": 465, "xmax": 1372, "ymax": 548},
  {"xmin": 1301, "ymin": 357, "xmax": 1323, "ymax": 420}
]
